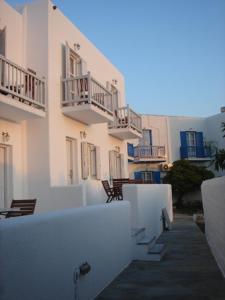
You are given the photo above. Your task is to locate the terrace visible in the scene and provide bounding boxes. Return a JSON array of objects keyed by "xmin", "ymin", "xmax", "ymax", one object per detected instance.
[
  {"xmin": 134, "ymin": 145, "xmax": 166, "ymax": 162},
  {"xmin": 61, "ymin": 72, "xmax": 114, "ymax": 125},
  {"xmin": 0, "ymin": 55, "xmax": 46, "ymax": 122},
  {"xmin": 108, "ymin": 105, "xmax": 142, "ymax": 140}
]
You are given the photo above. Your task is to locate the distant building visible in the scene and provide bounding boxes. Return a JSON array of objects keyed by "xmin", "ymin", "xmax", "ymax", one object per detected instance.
[{"xmin": 128, "ymin": 110, "xmax": 225, "ymax": 182}]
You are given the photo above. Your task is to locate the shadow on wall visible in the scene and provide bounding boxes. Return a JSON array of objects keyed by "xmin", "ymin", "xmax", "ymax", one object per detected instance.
[{"xmin": 202, "ymin": 176, "xmax": 225, "ymax": 278}]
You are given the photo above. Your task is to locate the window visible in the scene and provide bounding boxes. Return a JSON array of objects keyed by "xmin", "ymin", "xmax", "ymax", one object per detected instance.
[
  {"xmin": 88, "ymin": 143, "xmax": 97, "ymax": 178},
  {"xmin": 0, "ymin": 28, "xmax": 6, "ymax": 56},
  {"xmin": 134, "ymin": 171, "xmax": 161, "ymax": 183},
  {"xmin": 139, "ymin": 129, "xmax": 152, "ymax": 146},
  {"xmin": 180, "ymin": 131, "xmax": 205, "ymax": 158},
  {"xmin": 186, "ymin": 131, "xmax": 196, "ymax": 156},
  {"xmin": 69, "ymin": 52, "xmax": 81, "ymax": 77},
  {"xmin": 109, "ymin": 150, "xmax": 124, "ymax": 179},
  {"xmin": 81, "ymin": 142, "xmax": 101, "ymax": 180},
  {"xmin": 66, "ymin": 137, "xmax": 78, "ymax": 184}
]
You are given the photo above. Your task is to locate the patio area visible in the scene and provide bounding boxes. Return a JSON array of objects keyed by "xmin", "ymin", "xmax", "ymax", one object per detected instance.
[{"xmin": 98, "ymin": 214, "xmax": 225, "ymax": 300}]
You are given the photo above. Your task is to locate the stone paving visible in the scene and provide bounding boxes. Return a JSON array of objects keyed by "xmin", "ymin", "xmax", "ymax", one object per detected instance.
[{"xmin": 97, "ymin": 214, "xmax": 225, "ymax": 300}]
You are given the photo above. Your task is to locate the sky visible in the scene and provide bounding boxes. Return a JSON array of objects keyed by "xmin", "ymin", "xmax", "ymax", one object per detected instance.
[{"xmin": 8, "ymin": 0, "xmax": 225, "ymax": 117}]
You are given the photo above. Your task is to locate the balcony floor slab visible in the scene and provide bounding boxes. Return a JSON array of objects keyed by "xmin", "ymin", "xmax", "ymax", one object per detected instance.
[
  {"xmin": 108, "ymin": 127, "xmax": 142, "ymax": 140},
  {"xmin": 62, "ymin": 103, "xmax": 113, "ymax": 125},
  {"xmin": 0, "ymin": 93, "xmax": 46, "ymax": 123}
]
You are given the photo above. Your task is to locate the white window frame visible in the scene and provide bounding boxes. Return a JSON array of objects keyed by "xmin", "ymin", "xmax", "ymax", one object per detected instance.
[
  {"xmin": 109, "ymin": 150, "xmax": 124, "ymax": 179},
  {"xmin": 66, "ymin": 137, "xmax": 78, "ymax": 185},
  {"xmin": 81, "ymin": 142, "xmax": 101, "ymax": 180},
  {"xmin": 88, "ymin": 143, "xmax": 97, "ymax": 179}
]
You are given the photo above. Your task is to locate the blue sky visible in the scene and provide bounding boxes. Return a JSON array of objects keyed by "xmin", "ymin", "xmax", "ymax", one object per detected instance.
[{"xmin": 8, "ymin": 0, "xmax": 225, "ymax": 117}]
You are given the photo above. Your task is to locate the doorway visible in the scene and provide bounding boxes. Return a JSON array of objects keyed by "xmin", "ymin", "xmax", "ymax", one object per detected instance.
[{"xmin": 0, "ymin": 145, "xmax": 12, "ymax": 208}]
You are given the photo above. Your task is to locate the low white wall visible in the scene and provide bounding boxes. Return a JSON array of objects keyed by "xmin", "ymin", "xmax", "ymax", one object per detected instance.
[
  {"xmin": 123, "ymin": 184, "xmax": 173, "ymax": 239},
  {"xmin": 202, "ymin": 176, "xmax": 225, "ymax": 278},
  {"xmin": 0, "ymin": 202, "xmax": 132, "ymax": 300}
]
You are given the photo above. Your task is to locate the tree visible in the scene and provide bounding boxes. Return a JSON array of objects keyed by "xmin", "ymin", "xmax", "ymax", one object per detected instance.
[
  {"xmin": 163, "ymin": 160, "xmax": 214, "ymax": 208},
  {"xmin": 214, "ymin": 122, "xmax": 225, "ymax": 171}
]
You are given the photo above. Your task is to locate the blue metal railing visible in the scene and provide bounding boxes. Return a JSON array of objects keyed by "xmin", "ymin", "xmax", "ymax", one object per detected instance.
[
  {"xmin": 180, "ymin": 146, "xmax": 212, "ymax": 159},
  {"xmin": 134, "ymin": 145, "xmax": 166, "ymax": 160}
]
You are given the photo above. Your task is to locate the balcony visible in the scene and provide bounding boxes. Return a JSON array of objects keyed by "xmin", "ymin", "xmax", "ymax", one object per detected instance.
[
  {"xmin": 134, "ymin": 145, "xmax": 166, "ymax": 162},
  {"xmin": 108, "ymin": 105, "xmax": 142, "ymax": 140},
  {"xmin": 0, "ymin": 55, "xmax": 46, "ymax": 122},
  {"xmin": 61, "ymin": 72, "xmax": 114, "ymax": 125},
  {"xmin": 180, "ymin": 146, "xmax": 212, "ymax": 160}
]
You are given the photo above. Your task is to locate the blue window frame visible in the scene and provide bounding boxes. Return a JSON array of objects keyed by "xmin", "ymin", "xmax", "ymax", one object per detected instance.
[
  {"xmin": 134, "ymin": 171, "xmax": 161, "ymax": 183},
  {"xmin": 180, "ymin": 131, "xmax": 206, "ymax": 158}
]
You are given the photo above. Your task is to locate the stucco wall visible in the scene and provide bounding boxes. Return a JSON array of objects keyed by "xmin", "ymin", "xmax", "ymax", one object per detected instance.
[
  {"xmin": 0, "ymin": 201, "xmax": 132, "ymax": 300},
  {"xmin": 0, "ymin": 0, "xmax": 24, "ymax": 65},
  {"xmin": 201, "ymin": 177, "xmax": 225, "ymax": 278},
  {"xmin": 123, "ymin": 184, "xmax": 173, "ymax": 238},
  {"xmin": 167, "ymin": 116, "xmax": 207, "ymax": 163},
  {"xmin": 0, "ymin": 119, "xmax": 28, "ymax": 204},
  {"xmin": 0, "ymin": 0, "xmax": 129, "ymax": 208}
]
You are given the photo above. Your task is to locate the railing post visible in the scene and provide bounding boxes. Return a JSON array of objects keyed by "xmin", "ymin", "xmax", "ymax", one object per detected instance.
[
  {"xmin": 87, "ymin": 72, "xmax": 91, "ymax": 104},
  {"xmin": 127, "ymin": 105, "xmax": 130, "ymax": 127}
]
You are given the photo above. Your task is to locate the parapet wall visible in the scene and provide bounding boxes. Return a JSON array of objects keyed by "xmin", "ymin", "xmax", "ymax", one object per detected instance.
[
  {"xmin": 201, "ymin": 176, "xmax": 225, "ymax": 278},
  {"xmin": 0, "ymin": 202, "xmax": 132, "ymax": 300}
]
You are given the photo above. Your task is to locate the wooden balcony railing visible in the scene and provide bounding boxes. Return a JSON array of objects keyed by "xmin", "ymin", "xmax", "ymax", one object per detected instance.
[
  {"xmin": 0, "ymin": 55, "xmax": 46, "ymax": 110},
  {"xmin": 108, "ymin": 105, "xmax": 142, "ymax": 133},
  {"xmin": 134, "ymin": 145, "xmax": 166, "ymax": 160},
  {"xmin": 62, "ymin": 72, "xmax": 113, "ymax": 115}
]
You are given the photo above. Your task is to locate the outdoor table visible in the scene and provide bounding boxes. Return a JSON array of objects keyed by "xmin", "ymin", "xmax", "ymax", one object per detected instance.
[{"xmin": 0, "ymin": 208, "xmax": 21, "ymax": 217}]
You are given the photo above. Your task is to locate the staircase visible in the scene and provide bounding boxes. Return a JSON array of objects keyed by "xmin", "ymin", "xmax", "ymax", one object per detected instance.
[{"xmin": 131, "ymin": 227, "xmax": 167, "ymax": 261}]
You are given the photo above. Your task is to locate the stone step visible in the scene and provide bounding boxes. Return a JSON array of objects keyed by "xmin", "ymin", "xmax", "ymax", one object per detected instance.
[
  {"xmin": 131, "ymin": 227, "xmax": 146, "ymax": 243},
  {"xmin": 147, "ymin": 243, "xmax": 167, "ymax": 261},
  {"xmin": 133, "ymin": 235, "xmax": 156, "ymax": 260}
]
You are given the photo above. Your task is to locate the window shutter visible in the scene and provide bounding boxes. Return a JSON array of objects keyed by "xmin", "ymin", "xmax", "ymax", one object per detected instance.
[
  {"xmin": 81, "ymin": 142, "xmax": 88, "ymax": 179},
  {"xmin": 134, "ymin": 171, "xmax": 142, "ymax": 180},
  {"xmin": 120, "ymin": 153, "xmax": 125, "ymax": 178},
  {"xmin": 109, "ymin": 150, "xmax": 115, "ymax": 179},
  {"xmin": 180, "ymin": 131, "xmax": 188, "ymax": 159},
  {"xmin": 127, "ymin": 143, "xmax": 134, "ymax": 157},
  {"xmin": 96, "ymin": 146, "xmax": 101, "ymax": 180},
  {"xmin": 81, "ymin": 59, "xmax": 87, "ymax": 75},
  {"xmin": 196, "ymin": 132, "xmax": 204, "ymax": 157},
  {"xmin": 0, "ymin": 28, "xmax": 6, "ymax": 56},
  {"xmin": 64, "ymin": 42, "xmax": 70, "ymax": 78},
  {"xmin": 152, "ymin": 171, "xmax": 161, "ymax": 184}
]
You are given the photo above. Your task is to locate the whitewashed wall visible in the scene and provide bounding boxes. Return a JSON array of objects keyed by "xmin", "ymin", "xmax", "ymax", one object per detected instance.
[
  {"xmin": 0, "ymin": 202, "xmax": 132, "ymax": 300},
  {"xmin": 205, "ymin": 112, "xmax": 225, "ymax": 176},
  {"xmin": 123, "ymin": 184, "xmax": 173, "ymax": 238},
  {"xmin": 0, "ymin": 0, "xmax": 24, "ymax": 65},
  {"xmin": 201, "ymin": 177, "xmax": 225, "ymax": 278},
  {"xmin": 0, "ymin": 119, "xmax": 28, "ymax": 205},
  {"xmin": 167, "ymin": 116, "xmax": 207, "ymax": 163},
  {"xmin": 0, "ymin": 0, "xmax": 129, "ymax": 209}
]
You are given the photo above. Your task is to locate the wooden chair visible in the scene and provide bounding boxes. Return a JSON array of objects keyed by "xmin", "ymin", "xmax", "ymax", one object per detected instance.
[
  {"xmin": 6, "ymin": 199, "xmax": 37, "ymax": 218},
  {"xmin": 113, "ymin": 178, "xmax": 130, "ymax": 200},
  {"xmin": 102, "ymin": 181, "xmax": 118, "ymax": 203}
]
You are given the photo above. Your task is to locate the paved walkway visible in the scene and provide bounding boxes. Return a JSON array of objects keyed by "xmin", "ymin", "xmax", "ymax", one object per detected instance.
[{"xmin": 97, "ymin": 214, "xmax": 225, "ymax": 300}]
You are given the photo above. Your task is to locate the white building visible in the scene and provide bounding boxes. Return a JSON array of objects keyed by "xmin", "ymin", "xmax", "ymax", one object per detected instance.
[
  {"xmin": 128, "ymin": 109, "xmax": 225, "ymax": 182},
  {"xmin": 0, "ymin": 0, "xmax": 142, "ymax": 212}
]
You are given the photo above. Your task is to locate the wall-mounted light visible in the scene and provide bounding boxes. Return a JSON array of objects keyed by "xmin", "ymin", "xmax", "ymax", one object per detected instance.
[
  {"xmin": 115, "ymin": 146, "xmax": 120, "ymax": 152},
  {"xmin": 2, "ymin": 132, "xmax": 10, "ymax": 142},
  {"xmin": 112, "ymin": 79, "xmax": 118, "ymax": 85},
  {"xmin": 80, "ymin": 131, "xmax": 87, "ymax": 139},
  {"xmin": 74, "ymin": 43, "xmax": 81, "ymax": 51}
]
